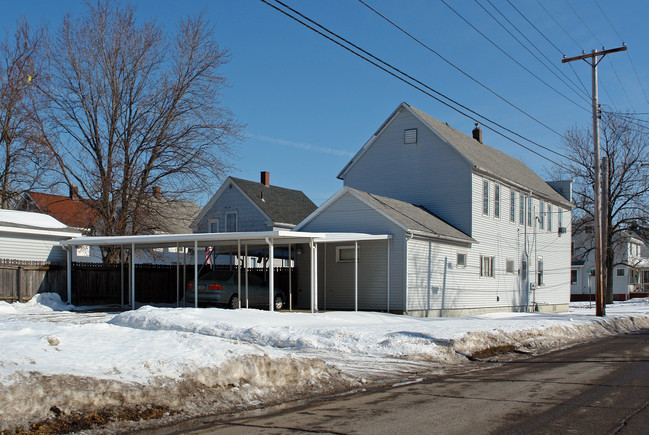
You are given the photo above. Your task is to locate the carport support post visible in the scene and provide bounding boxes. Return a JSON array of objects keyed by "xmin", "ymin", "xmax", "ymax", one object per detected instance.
[
  {"xmin": 288, "ymin": 245, "xmax": 292, "ymax": 311},
  {"xmin": 245, "ymin": 244, "xmax": 249, "ymax": 309},
  {"xmin": 131, "ymin": 243, "xmax": 135, "ymax": 310},
  {"xmin": 237, "ymin": 240, "xmax": 241, "ymax": 309},
  {"xmin": 176, "ymin": 243, "xmax": 180, "ymax": 307},
  {"xmin": 387, "ymin": 239, "xmax": 391, "ymax": 312},
  {"xmin": 309, "ymin": 239, "xmax": 315, "ymax": 313},
  {"xmin": 354, "ymin": 241, "xmax": 358, "ymax": 312},
  {"xmin": 120, "ymin": 246, "xmax": 124, "ymax": 307},
  {"xmin": 194, "ymin": 240, "xmax": 198, "ymax": 308},
  {"xmin": 268, "ymin": 238, "xmax": 274, "ymax": 311},
  {"xmin": 66, "ymin": 245, "xmax": 73, "ymax": 304}
]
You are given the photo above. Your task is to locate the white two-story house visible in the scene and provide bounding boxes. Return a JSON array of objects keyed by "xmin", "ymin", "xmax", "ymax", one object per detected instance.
[{"xmin": 296, "ymin": 102, "xmax": 572, "ymax": 316}]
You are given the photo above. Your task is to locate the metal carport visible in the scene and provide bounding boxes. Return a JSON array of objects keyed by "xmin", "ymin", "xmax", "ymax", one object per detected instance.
[{"xmin": 60, "ymin": 230, "xmax": 391, "ymax": 313}]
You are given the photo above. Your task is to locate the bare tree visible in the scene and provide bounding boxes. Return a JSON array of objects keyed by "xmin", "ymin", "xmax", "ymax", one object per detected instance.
[
  {"xmin": 41, "ymin": 1, "xmax": 242, "ymax": 262},
  {"xmin": 0, "ymin": 20, "xmax": 52, "ymax": 209},
  {"xmin": 560, "ymin": 112, "xmax": 649, "ymax": 302}
]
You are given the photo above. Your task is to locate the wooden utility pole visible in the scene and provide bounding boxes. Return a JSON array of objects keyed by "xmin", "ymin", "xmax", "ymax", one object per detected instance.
[{"xmin": 562, "ymin": 45, "xmax": 627, "ymax": 317}]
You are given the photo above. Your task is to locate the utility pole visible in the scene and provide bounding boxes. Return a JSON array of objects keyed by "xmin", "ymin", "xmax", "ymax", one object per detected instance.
[
  {"xmin": 602, "ymin": 156, "xmax": 609, "ymax": 303},
  {"xmin": 562, "ymin": 45, "xmax": 626, "ymax": 317}
]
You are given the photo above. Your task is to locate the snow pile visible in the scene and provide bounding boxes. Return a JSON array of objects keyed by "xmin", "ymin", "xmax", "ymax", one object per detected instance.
[
  {"xmin": 0, "ymin": 209, "xmax": 69, "ymax": 229},
  {"xmin": 2, "ymin": 293, "xmax": 649, "ymax": 430}
]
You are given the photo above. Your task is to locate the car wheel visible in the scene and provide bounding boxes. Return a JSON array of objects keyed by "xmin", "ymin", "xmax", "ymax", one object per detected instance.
[
  {"xmin": 274, "ymin": 294, "xmax": 284, "ymax": 311},
  {"xmin": 229, "ymin": 294, "xmax": 239, "ymax": 309}
]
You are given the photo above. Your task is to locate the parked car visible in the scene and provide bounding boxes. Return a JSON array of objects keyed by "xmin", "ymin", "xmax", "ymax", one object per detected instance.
[{"xmin": 185, "ymin": 270, "xmax": 286, "ymax": 310}]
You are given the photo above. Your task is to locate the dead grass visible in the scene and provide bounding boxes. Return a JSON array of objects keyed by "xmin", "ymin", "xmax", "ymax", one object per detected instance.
[
  {"xmin": 470, "ymin": 344, "xmax": 518, "ymax": 360},
  {"xmin": 2, "ymin": 405, "xmax": 178, "ymax": 435}
]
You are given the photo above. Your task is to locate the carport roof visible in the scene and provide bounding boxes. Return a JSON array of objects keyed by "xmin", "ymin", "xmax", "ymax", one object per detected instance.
[{"xmin": 60, "ymin": 230, "xmax": 391, "ymax": 250}]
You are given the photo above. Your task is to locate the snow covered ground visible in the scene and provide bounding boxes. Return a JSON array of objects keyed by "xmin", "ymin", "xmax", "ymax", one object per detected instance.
[{"xmin": 2, "ymin": 294, "xmax": 649, "ymax": 431}]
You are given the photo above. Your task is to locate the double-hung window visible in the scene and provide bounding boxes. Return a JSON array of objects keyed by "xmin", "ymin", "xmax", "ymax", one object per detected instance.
[
  {"xmin": 494, "ymin": 185, "xmax": 500, "ymax": 218},
  {"xmin": 483, "ymin": 180, "xmax": 489, "ymax": 215},
  {"xmin": 519, "ymin": 195, "xmax": 524, "ymax": 225},
  {"xmin": 480, "ymin": 255, "xmax": 495, "ymax": 277},
  {"xmin": 225, "ymin": 212, "xmax": 238, "ymax": 232},
  {"xmin": 539, "ymin": 200, "xmax": 545, "ymax": 229},
  {"xmin": 510, "ymin": 191, "xmax": 516, "ymax": 222},
  {"xmin": 537, "ymin": 258, "xmax": 544, "ymax": 286},
  {"xmin": 548, "ymin": 205, "xmax": 552, "ymax": 231},
  {"xmin": 527, "ymin": 197, "xmax": 533, "ymax": 227}
]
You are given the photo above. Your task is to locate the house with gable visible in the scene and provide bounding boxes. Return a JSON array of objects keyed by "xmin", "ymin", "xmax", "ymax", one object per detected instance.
[{"xmin": 296, "ymin": 102, "xmax": 573, "ymax": 316}]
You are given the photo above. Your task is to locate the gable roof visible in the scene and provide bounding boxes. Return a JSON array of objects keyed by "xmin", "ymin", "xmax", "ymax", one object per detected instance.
[
  {"xmin": 297, "ymin": 187, "xmax": 475, "ymax": 244},
  {"xmin": 192, "ymin": 176, "xmax": 318, "ymax": 230},
  {"xmin": 22, "ymin": 192, "xmax": 99, "ymax": 230},
  {"xmin": 231, "ymin": 177, "xmax": 317, "ymax": 225},
  {"xmin": 339, "ymin": 102, "xmax": 571, "ymax": 208}
]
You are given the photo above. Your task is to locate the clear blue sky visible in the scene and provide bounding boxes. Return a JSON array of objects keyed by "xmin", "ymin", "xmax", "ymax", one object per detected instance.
[{"xmin": 2, "ymin": 0, "xmax": 648, "ymax": 206}]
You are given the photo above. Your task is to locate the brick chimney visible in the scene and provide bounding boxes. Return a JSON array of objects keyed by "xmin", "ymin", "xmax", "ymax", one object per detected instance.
[
  {"xmin": 472, "ymin": 123, "xmax": 483, "ymax": 143},
  {"xmin": 152, "ymin": 186, "xmax": 161, "ymax": 199},
  {"xmin": 69, "ymin": 184, "xmax": 79, "ymax": 200},
  {"xmin": 261, "ymin": 171, "xmax": 270, "ymax": 186}
]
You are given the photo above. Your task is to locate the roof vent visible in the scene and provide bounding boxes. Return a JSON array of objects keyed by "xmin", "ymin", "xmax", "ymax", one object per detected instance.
[{"xmin": 472, "ymin": 123, "xmax": 483, "ymax": 143}]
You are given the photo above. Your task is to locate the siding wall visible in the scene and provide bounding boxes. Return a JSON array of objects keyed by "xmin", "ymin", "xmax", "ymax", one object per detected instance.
[
  {"xmin": 299, "ymin": 192, "xmax": 406, "ymax": 311},
  {"xmin": 196, "ymin": 183, "xmax": 269, "ymax": 233},
  {"xmin": 342, "ymin": 108, "xmax": 474, "ymax": 235},
  {"xmin": 0, "ymin": 234, "xmax": 67, "ymax": 262},
  {"xmin": 468, "ymin": 173, "xmax": 572, "ymax": 310}
]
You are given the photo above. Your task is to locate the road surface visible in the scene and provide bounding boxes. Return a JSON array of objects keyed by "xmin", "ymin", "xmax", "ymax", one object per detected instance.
[{"xmin": 148, "ymin": 331, "xmax": 649, "ymax": 434}]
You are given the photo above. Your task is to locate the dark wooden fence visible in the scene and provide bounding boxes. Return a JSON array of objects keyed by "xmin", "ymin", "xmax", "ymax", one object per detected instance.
[{"xmin": 0, "ymin": 259, "xmax": 299, "ymax": 307}]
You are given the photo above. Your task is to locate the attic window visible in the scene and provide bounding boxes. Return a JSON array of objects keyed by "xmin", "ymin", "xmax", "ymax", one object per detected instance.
[{"xmin": 404, "ymin": 128, "xmax": 417, "ymax": 144}]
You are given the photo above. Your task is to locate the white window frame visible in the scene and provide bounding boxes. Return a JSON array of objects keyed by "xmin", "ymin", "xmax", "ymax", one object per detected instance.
[
  {"xmin": 547, "ymin": 204, "xmax": 553, "ymax": 231},
  {"xmin": 527, "ymin": 197, "xmax": 533, "ymax": 227},
  {"xmin": 616, "ymin": 268, "xmax": 625, "ymax": 277},
  {"xmin": 336, "ymin": 245, "xmax": 360, "ymax": 263},
  {"xmin": 539, "ymin": 200, "xmax": 545, "ymax": 229},
  {"xmin": 558, "ymin": 208, "xmax": 563, "ymax": 228},
  {"xmin": 571, "ymin": 269, "xmax": 578, "ymax": 285},
  {"xmin": 208, "ymin": 218, "xmax": 220, "ymax": 233},
  {"xmin": 225, "ymin": 211, "xmax": 238, "ymax": 232},
  {"xmin": 457, "ymin": 252, "xmax": 467, "ymax": 268},
  {"xmin": 480, "ymin": 255, "xmax": 495, "ymax": 277},
  {"xmin": 506, "ymin": 258, "xmax": 515, "ymax": 274},
  {"xmin": 519, "ymin": 194, "xmax": 525, "ymax": 225},
  {"xmin": 483, "ymin": 180, "xmax": 489, "ymax": 215},
  {"xmin": 494, "ymin": 184, "xmax": 500, "ymax": 219},
  {"xmin": 537, "ymin": 257, "xmax": 544, "ymax": 286},
  {"xmin": 510, "ymin": 191, "xmax": 516, "ymax": 222}
]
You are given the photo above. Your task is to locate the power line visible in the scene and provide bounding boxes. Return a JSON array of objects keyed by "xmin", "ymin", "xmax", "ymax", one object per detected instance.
[
  {"xmin": 535, "ymin": 0, "xmax": 582, "ymax": 51},
  {"xmin": 356, "ymin": 0, "xmax": 568, "ymax": 139},
  {"xmin": 260, "ymin": 0, "xmax": 575, "ymax": 170},
  {"xmin": 439, "ymin": 0, "xmax": 590, "ymax": 113},
  {"xmin": 478, "ymin": 0, "xmax": 589, "ymax": 102}
]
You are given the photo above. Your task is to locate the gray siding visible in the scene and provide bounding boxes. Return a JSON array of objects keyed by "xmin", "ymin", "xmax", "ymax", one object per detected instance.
[
  {"xmin": 196, "ymin": 184, "xmax": 269, "ymax": 233},
  {"xmin": 300, "ymin": 192, "xmax": 406, "ymax": 310},
  {"xmin": 0, "ymin": 234, "xmax": 67, "ymax": 262},
  {"xmin": 342, "ymin": 108, "xmax": 474, "ymax": 235}
]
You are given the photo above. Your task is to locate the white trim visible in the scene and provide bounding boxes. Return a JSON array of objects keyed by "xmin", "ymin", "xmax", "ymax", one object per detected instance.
[
  {"xmin": 225, "ymin": 211, "xmax": 238, "ymax": 232},
  {"xmin": 208, "ymin": 218, "xmax": 219, "ymax": 233},
  {"xmin": 336, "ymin": 245, "xmax": 359, "ymax": 263},
  {"xmin": 0, "ymin": 224, "xmax": 81, "ymax": 238}
]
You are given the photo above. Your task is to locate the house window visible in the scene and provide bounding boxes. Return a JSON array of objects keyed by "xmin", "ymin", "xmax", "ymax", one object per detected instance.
[
  {"xmin": 336, "ymin": 245, "xmax": 359, "ymax": 263},
  {"xmin": 483, "ymin": 180, "xmax": 489, "ymax": 215},
  {"xmin": 506, "ymin": 259, "xmax": 515, "ymax": 274},
  {"xmin": 571, "ymin": 270, "xmax": 578, "ymax": 285},
  {"xmin": 537, "ymin": 258, "xmax": 544, "ymax": 286},
  {"xmin": 548, "ymin": 205, "xmax": 552, "ymax": 231},
  {"xmin": 457, "ymin": 252, "xmax": 466, "ymax": 268},
  {"xmin": 404, "ymin": 128, "xmax": 417, "ymax": 144},
  {"xmin": 225, "ymin": 212, "xmax": 237, "ymax": 232},
  {"xmin": 494, "ymin": 185, "xmax": 500, "ymax": 218},
  {"xmin": 208, "ymin": 218, "xmax": 219, "ymax": 233},
  {"xmin": 539, "ymin": 200, "xmax": 545, "ymax": 229},
  {"xmin": 527, "ymin": 197, "xmax": 533, "ymax": 227},
  {"xmin": 480, "ymin": 255, "xmax": 495, "ymax": 277},
  {"xmin": 617, "ymin": 268, "xmax": 625, "ymax": 277},
  {"xmin": 519, "ymin": 194, "xmax": 524, "ymax": 225},
  {"xmin": 510, "ymin": 191, "xmax": 516, "ymax": 222},
  {"xmin": 558, "ymin": 208, "xmax": 563, "ymax": 228}
]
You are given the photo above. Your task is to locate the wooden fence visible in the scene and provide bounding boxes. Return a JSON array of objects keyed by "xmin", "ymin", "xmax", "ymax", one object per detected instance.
[{"xmin": 0, "ymin": 259, "xmax": 300, "ymax": 307}]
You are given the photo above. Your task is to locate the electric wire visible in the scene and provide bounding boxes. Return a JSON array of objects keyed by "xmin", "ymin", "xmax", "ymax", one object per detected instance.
[
  {"xmin": 439, "ymin": 0, "xmax": 590, "ymax": 113},
  {"xmin": 592, "ymin": 0, "xmax": 649, "ymax": 108},
  {"xmin": 260, "ymin": 0, "xmax": 575, "ymax": 170},
  {"xmin": 356, "ymin": 0, "xmax": 568, "ymax": 139},
  {"xmin": 535, "ymin": 0, "xmax": 582, "ymax": 52},
  {"xmin": 504, "ymin": 0, "xmax": 590, "ymax": 98},
  {"xmin": 479, "ymin": 0, "xmax": 589, "ymax": 102}
]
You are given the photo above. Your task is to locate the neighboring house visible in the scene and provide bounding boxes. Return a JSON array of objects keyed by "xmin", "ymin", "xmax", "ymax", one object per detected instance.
[
  {"xmin": 296, "ymin": 102, "xmax": 573, "ymax": 316},
  {"xmin": 571, "ymin": 228, "xmax": 649, "ymax": 301},
  {"xmin": 192, "ymin": 172, "xmax": 317, "ymax": 234},
  {"xmin": 191, "ymin": 172, "xmax": 317, "ymax": 267},
  {"xmin": 16, "ymin": 186, "xmax": 200, "ymax": 264},
  {"xmin": 0, "ymin": 209, "xmax": 81, "ymax": 262}
]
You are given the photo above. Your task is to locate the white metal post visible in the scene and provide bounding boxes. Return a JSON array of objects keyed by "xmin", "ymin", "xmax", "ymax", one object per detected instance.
[
  {"xmin": 354, "ymin": 241, "xmax": 358, "ymax": 312},
  {"xmin": 176, "ymin": 243, "xmax": 179, "ymax": 307},
  {"xmin": 314, "ymin": 242, "xmax": 318, "ymax": 312},
  {"xmin": 237, "ymin": 240, "xmax": 241, "ymax": 309},
  {"xmin": 131, "ymin": 243, "xmax": 135, "ymax": 310},
  {"xmin": 194, "ymin": 241, "xmax": 198, "ymax": 308},
  {"xmin": 310, "ymin": 239, "xmax": 315, "ymax": 313},
  {"xmin": 66, "ymin": 246, "xmax": 72, "ymax": 304},
  {"xmin": 268, "ymin": 238, "xmax": 274, "ymax": 311},
  {"xmin": 245, "ymin": 244, "xmax": 249, "ymax": 308},
  {"xmin": 120, "ymin": 246, "xmax": 124, "ymax": 307},
  {"xmin": 288, "ymin": 245, "xmax": 292, "ymax": 311},
  {"xmin": 387, "ymin": 239, "xmax": 391, "ymax": 312}
]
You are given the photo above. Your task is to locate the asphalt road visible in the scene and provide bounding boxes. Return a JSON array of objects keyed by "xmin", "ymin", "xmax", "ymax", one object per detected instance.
[{"xmin": 152, "ymin": 331, "xmax": 649, "ymax": 434}]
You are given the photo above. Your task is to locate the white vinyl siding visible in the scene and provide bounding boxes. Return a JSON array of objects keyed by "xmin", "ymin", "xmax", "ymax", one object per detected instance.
[
  {"xmin": 0, "ymin": 234, "xmax": 67, "ymax": 262},
  {"xmin": 196, "ymin": 183, "xmax": 268, "ymax": 233}
]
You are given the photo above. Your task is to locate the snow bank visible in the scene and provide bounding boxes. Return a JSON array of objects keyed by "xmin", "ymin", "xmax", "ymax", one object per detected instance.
[{"xmin": 2, "ymin": 293, "xmax": 649, "ymax": 430}]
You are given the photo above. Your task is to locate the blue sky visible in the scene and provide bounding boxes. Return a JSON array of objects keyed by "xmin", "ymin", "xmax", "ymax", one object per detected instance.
[{"xmin": 2, "ymin": 1, "xmax": 648, "ymax": 206}]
